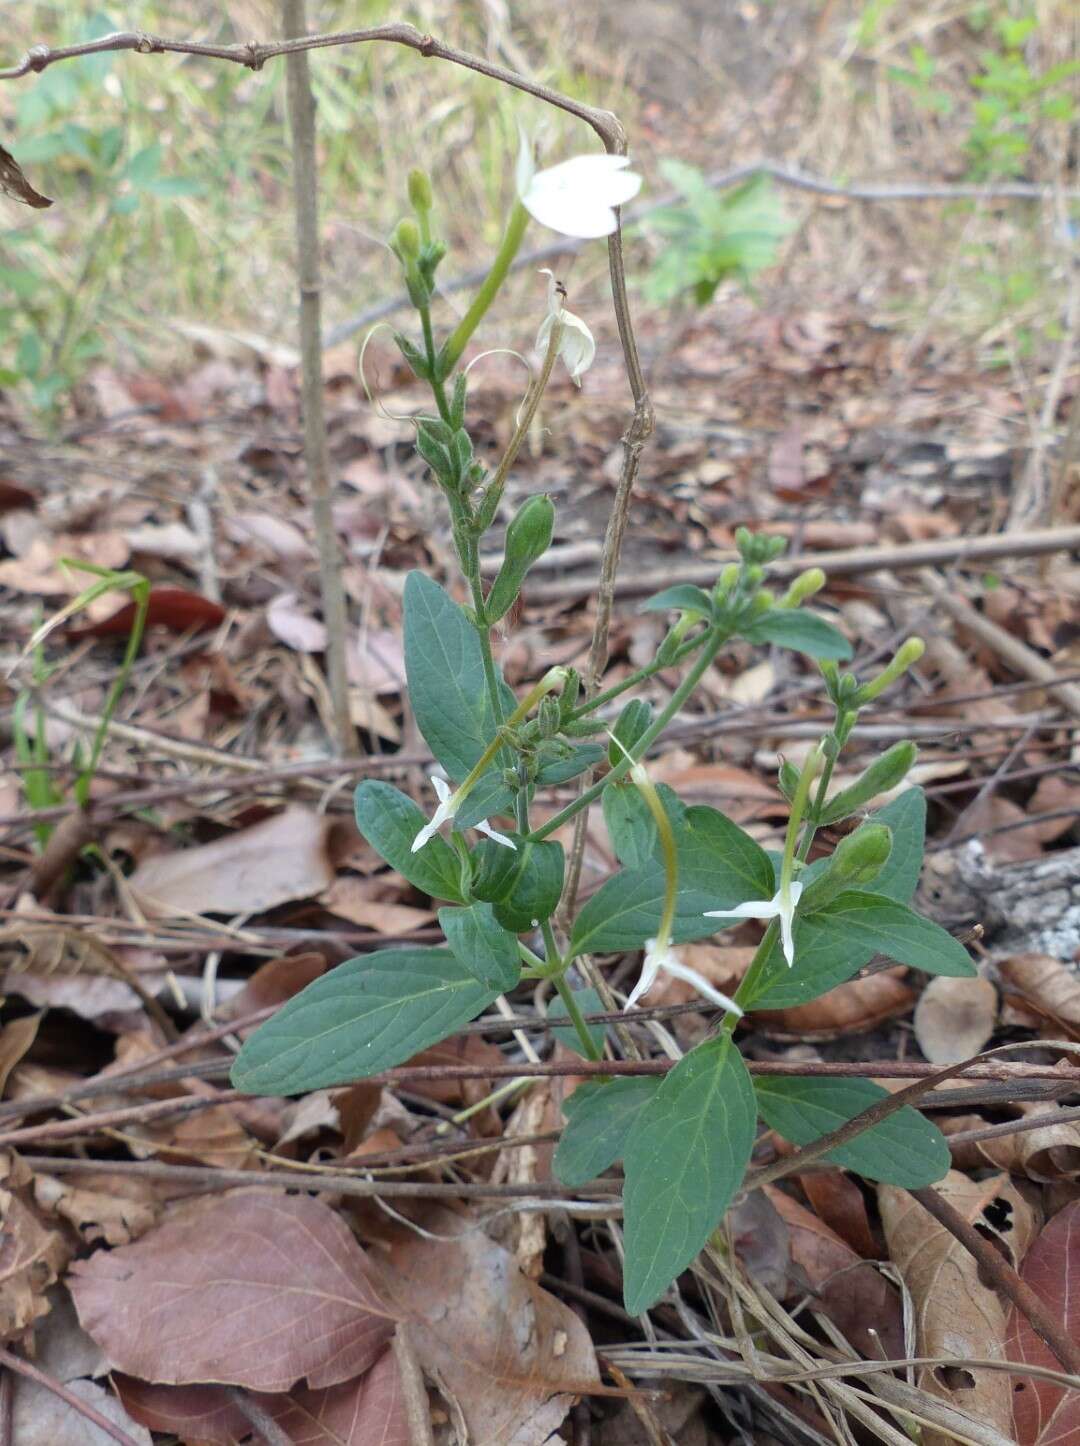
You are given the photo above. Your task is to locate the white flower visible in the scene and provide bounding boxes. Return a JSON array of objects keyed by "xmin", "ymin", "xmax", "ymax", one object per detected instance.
[
  {"xmin": 536, "ymin": 268, "xmax": 595, "ymax": 386},
  {"xmin": 703, "ymin": 880, "xmax": 804, "ymax": 969},
  {"xmin": 411, "ymin": 776, "xmax": 516, "ymax": 854},
  {"xmin": 517, "ymin": 141, "xmax": 642, "ymax": 240},
  {"xmin": 624, "ymin": 938, "xmax": 743, "ymax": 1016}
]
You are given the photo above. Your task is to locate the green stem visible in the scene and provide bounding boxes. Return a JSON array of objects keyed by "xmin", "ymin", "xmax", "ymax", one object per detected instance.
[
  {"xmin": 441, "ymin": 201, "xmax": 530, "ymax": 374},
  {"xmin": 528, "ymin": 629, "xmax": 729, "ymax": 842},
  {"xmin": 77, "ymin": 580, "xmax": 150, "ymax": 808},
  {"xmin": 722, "ymin": 918, "xmax": 780, "ymax": 1031},
  {"xmin": 419, "ymin": 304, "xmax": 452, "ymax": 423},
  {"xmin": 450, "ymin": 667, "xmax": 568, "ymax": 809},
  {"xmin": 568, "ymin": 631, "xmax": 708, "ymax": 721}
]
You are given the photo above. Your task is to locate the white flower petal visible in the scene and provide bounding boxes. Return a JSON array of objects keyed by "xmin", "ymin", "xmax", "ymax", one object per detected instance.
[
  {"xmin": 558, "ymin": 312, "xmax": 596, "ymax": 385},
  {"xmin": 624, "ymin": 939, "xmax": 743, "ymax": 1016},
  {"xmin": 520, "ymin": 153, "xmax": 642, "ymax": 239},
  {"xmin": 624, "ymin": 939, "xmax": 664, "ymax": 1010},
  {"xmin": 475, "ymin": 818, "xmax": 517, "ymax": 850},
  {"xmin": 411, "ymin": 776, "xmax": 456, "ymax": 852},
  {"xmin": 659, "ymin": 959, "xmax": 743, "ymax": 1017},
  {"xmin": 703, "ymin": 897, "xmax": 781, "ymax": 922}
]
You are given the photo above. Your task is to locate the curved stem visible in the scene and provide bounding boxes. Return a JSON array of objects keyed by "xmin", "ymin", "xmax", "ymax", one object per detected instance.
[{"xmin": 441, "ymin": 202, "xmax": 529, "ymax": 373}]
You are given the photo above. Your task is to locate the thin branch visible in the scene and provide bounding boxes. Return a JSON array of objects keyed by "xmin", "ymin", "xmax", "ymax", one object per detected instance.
[
  {"xmin": 224, "ymin": 1389, "xmax": 293, "ymax": 1446},
  {"xmin": 0, "ymin": 1348, "xmax": 143, "ymax": 1446},
  {"xmin": 283, "ymin": 0, "xmax": 353, "ymax": 756},
  {"xmin": 909, "ymin": 1185, "xmax": 1080, "ymax": 1379}
]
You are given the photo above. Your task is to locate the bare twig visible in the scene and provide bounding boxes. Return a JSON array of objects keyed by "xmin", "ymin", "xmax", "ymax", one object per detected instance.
[
  {"xmin": 919, "ymin": 566, "xmax": 1080, "ymax": 719},
  {"xmin": 392, "ymin": 1325, "xmax": 436, "ymax": 1446},
  {"xmin": 283, "ymin": 0, "xmax": 353, "ymax": 756},
  {"xmin": 0, "ymin": 1348, "xmax": 142, "ymax": 1446},
  {"xmin": 527, "ymin": 525, "xmax": 1080, "ymax": 604},
  {"xmin": 224, "ymin": 1388, "xmax": 293, "ymax": 1446},
  {"xmin": 909, "ymin": 1185, "xmax": 1080, "ymax": 1379}
]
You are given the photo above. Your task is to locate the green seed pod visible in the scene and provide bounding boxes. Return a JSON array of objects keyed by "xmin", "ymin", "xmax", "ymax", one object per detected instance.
[
  {"xmin": 538, "ymin": 694, "xmax": 562, "ymax": 740},
  {"xmin": 852, "ymin": 637, "xmax": 926, "ymax": 707},
  {"xmin": 407, "ymin": 167, "xmax": 433, "ymax": 215},
  {"xmin": 608, "ymin": 698, "xmax": 652, "ymax": 768},
  {"xmin": 485, "ymin": 494, "xmax": 556, "ymax": 623},
  {"xmin": 801, "ymin": 822, "xmax": 893, "ymax": 913},
  {"xmin": 818, "ymin": 741, "xmax": 919, "ymax": 825},
  {"xmin": 415, "ymin": 420, "xmax": 455, "ymax": 487}
]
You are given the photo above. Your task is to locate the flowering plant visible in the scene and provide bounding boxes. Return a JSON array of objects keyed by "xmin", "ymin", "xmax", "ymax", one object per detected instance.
[{"xmin": 232, "ymin": 148, "xmax": 973, "ymax": 1316}]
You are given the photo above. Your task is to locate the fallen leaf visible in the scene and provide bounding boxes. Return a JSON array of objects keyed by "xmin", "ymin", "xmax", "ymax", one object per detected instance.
[
  {"xmin": 0, "ymin": 478, "xmax": 36, "ymax": 512},
  {"xmin": 129, "ymin": 806, "xmax": 336, "ymax": 917},
  {"xmin": 950, "ymin": 1103, "xmax": 1080, "ymax": 1184},
  {"xmin": 999, "ymin": 954, "xmax": 1080, "ymax": 1040},
  {"xmin": 0, "ymin": 1152, "xmax": 69, "ymax": 1344},
  {"xmin": 11, "ymin": 1376, "xmax": 151, "ymax": 1446},
  {"xmin": 0, "ymin": 531, "xmax": 129, "ymax": 595},
  {"xmin": 796, "ymin": 1168, "xmax": 879, "ymax": 1259},
  {"xmin": 227, "ymin": 510, "xmax": 313, "ymax": 559},
  {"xmin": 0, "ymin": 1013, "xmax": 41, "ymax": 1096},
  {"xmin": 755, "ymin": 968, "xmax": 916, "ymax": 1039},
  {"xmin": 68, "ymin": 586, "xmax": 226, "ymax": 640},
  {"xmin": 70, "ymin": 1191, "xmax": 395, "ymax": 1391},
  {"xmin": 914, "ymin": 975, "xmax": 998, "ymax": 1063},
  {"xmin": 125, "ymin": 522, "xmax": 204, "ymax": 560},
  {"xmin": 32, "ymin": 1286, "xmax": 107, "ymax": 1382},
  {"xmin": 116, "ymin": 1344, "xmax": 408, "ymax": 1444},
  {"xmin": 879, "ymin": 1171, "xmax": 1040, "ymax": 1442},
  {"xmin": 33, "ymin": 1169, "xmax": 162, "ymax": 1247},
  {"xmin": 267, "ymin": 590, "xmax": 328, "ymax": 651},
  {"xmin": 320, "ymin": 878, "xmax": 434, "ymax": 934},
  {"xmin": 348, "ymin": 629, "xmax": 407, "ymax": 695},
  {"xmin": 1005, "ymin": 1200, "xmax": 1080, "ymax": 1444},
  {"xmin": 221, "ymin": 951, "xmax": 328, "ymax": 1023},
  {"xmin": 381, "ymin": 1204, "xmax": 599, "ymax": 1446},
  {"xmin": 767, "ymin": 1187, "xmax": 903, "ymax": 1360},
  {"xmin": 0, "ymin": 143, "xmax": 52, "ymax": 207}
]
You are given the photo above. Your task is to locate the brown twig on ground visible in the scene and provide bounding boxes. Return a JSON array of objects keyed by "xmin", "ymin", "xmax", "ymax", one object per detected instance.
[
  {"xmin": 909, "ymin": 1184, "xmax": 1080, "ymax": 1378},
  {"xmin": 0, "ymin": 1091, "xmax": 241, "ymax": 1150},
  {"xmin": 19, "ymin": 804, "xmax": 94, "ymax": 902},
  {"xmin": 528, "ymin": 525, "xmax": 1080, "ymax": 603},
  {"xmin": 224, "ymin": 1388, "xmax": 293, "ymax": 1446},
  {"xmin": 919, "ymin": 566, "xmax": 1080, "ymax": 719},
  {"xmin": 0, "ymin": 1347, "xmax": 142, "ymax": 1446},
  {"xmin": 282, "ymin": 0, "xmax": 353, "ymax": 757},
  {"xmin": 392, "ymin": 1326, "xmax": 436, "ymax": 1446}
]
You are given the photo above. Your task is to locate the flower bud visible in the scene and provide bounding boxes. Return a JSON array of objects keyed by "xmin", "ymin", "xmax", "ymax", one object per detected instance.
[
  {"xmin": 777, "ymin": 758, "xmax": 800, "ymax": 801},
  {"xmin": 716, "ymin": 563, "xmax": 741, "ymax": 596},
  {"xmin": 407, "ymin": 167, "xmax": 433, "ymax": 215},
  {"xmin": 801, "ymin": 822, "xmax": 893, "ymax": 912},
  {"xmin": 608, "ymin": 698, "xmax": 652, "ymax": 768},
  {"xmin": 781, "ymin": 567, "xmax": 826, "ymax": 608},
  {"xmin": 853, "ymin": 637, "xmax": 926, "ymax": 706},
  {"xmin": 485, "ymin": 495, "xmax": 556, "ymax": 622},
  {"xmin": 749, "ymin": 588, "xmax": 775, "ymax": 615},
  {"xmin": 817, "ymin": 741, "xmax": 918, "ymax": 825},
  {"xmin": 538, "ymin": 694, "xmax": 562, "ymax": 739},
  {"xmin": 393, "ymin": 331, "xmax": 431, "ymax": 381},
  {"xmin": 390, "ymin": 217, "xmax": 420, "ymax": 260}
]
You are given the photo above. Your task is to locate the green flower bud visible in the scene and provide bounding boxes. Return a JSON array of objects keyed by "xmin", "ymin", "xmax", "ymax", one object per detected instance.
[
  {"xmin": 781, "ymin": 567, "xmax": 826, "ymax": 608},
  {"xmin": 801, "ymin": 822, "xmax": 893, "ymax": 912},
  {"xmin": 777, "ymin": 758, "xmax": 800, "ymax": 802},
  {"xmin": 608, "ymin": 698, "xmax": 652, "ymax": 769},
  {"xmin": 485, "ymin": 494, "xmax": 556, "ymax": 623},
  {"xmin": 558, "ymin": 668, "xmax": 582, "ymax": 720},
  {"xmin": 852, "ymin": 637, "xmax": 925, "ymax": 706},
  {"xmin": 392, "ymin": 331, "xmax": 431, "ymax": 382},
  {"xmin": 743, "ymin": 564, "xmax": 765, "ymax": 588},
  {"xmin": 449, "ymin": 372, "xmax": 468, "ymax": 429},
  {"xmin": 390, "ymin": 217, "xmax": 420, "ymax": 260},
  {"xmin": 716, "ymin": 563, "xmax": 741, "ymax": 596},
  {"xmin": 817, "ymin": 741, "xmax": 919, "ymax": 825},
  {"xmin": 538, "ymin": 694, "xmax": 562, "ymax": 739},
  {"xmin": 749, "ymin": 588, "xmax": 775, "ymax": 615},
  {"xmin": 415, "ymin": 419, "xmax": 455, "ymax": 488},
  {"xmin": 407, "ymin": 167, "xmax": 433, "ymax": 215}
]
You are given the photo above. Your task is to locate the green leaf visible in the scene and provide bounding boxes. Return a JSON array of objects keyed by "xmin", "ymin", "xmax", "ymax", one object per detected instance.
[
  {"xmin": 742, "ymin": 609, "xmax": 853, "ymax": 660},
  {"xmin": 354, "ymin": 780, "xmax": 465, "ymax": 903},
  {"xmin": 602, "ymin": 782, "xmax": 658, "ymax": 868},
  {"xmin": 535, "ymin": 744, "xmax": 605, "ymax": 787},
  {"xmin": 230, "ymin": 948, "xmax": 499, "ymax": 1095},
  {"xmin": 572, "ymin": 803, "xmax": 774, "ymax": 956},
  {"xmin": 754, "ymin": 1076, "xmax": 950, "ymax": 1186},
  {"xmin": 640, "ymin": 584, "xmax": 714, "ymax": 619},
  {"xmin": 438, "ymin": 902, "xmax": 520, "ymax": 991},
  {"xmin": 805, "ymin": 891, "xmax": 975, "ymax": 975},
  {"xmin": 868, "ymin": 787, "xmax": 926, "ymax": 902},
  {"xmin": 548, "ymin": 987, "xmax": 607, "ymax": 1059},
  {"xmin": 622, "ymin": 1037, "xmax": 756, "ymax": 1314},
  {"xmin": 403, "ymin": 571, "xmax": 509, "ymax": 780},
  {"xmin": 553, "ymin": 1078, "xmax": 659, "ymax": 1188},
  {"xmin": 472, "ymin": 837, "xmax": 565, "ymax": 932}
]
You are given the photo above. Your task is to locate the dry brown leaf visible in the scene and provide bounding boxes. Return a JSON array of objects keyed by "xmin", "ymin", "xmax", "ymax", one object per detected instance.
[
  {"xmin": 998, "ymin": 953, "xmax": 1080, "ymax": 1040},
  {"xmin": 381, "ymin": 1203, "xmax": 599, "ymax": 1446},
  {"xmin": 796, "ymin": 1168, "xmax": 879, "ymax": 1260},
  {"xmin": 129, "ymin": 806, "xmax": 336, "ymax": 917},
  {"xmin": 0, "ymin": 924, "xmax": 164, "ymax": 1020},
  {"xmin": 755, "ymin": 968, "xmax": 916, "ymax": 1039},
  {"xmin": 115, "ymin": 1346, "xmax": 408, "ymax": 1445},
  {"xmin": 221, "ymin": 951, "xmax": 328, "ymax": 1024},
  {"xmin": 879, "ymin": 1171, "xmax": 1040, "ymax": 1443},
  {"xmin": 267, "ymin": 590, "xmax": 328, "ymax": 651},
  {"xmin": 950, "ymin": 1103, "xmax": 1080, "ymax": 1184},
  {"xmin": 0, "ymin": 531, "xmax": 129, "ymax": 594},
  {"xmin": 766, "ymin": 1186, "xmax": 904, "ymax": 1360},
  {"xmin": 1005, "ymin": 1200, "xmax": 1080, "ymax": 1444},
  {"xmin": 70, "ymin": 1190, "xmax": 395, "ymax": 1391},
  {"xmin": 320, "ymin": 878, "xmax": 434, "ymax": 934},
  {"xmin": 33, "ymin": 1169, "xmax": 162, "ymax": 1247},
  {"xmin": 0, "ymin": 1152, "xmax": 69, "ymax": 1344},
  {"xmin": 914, "ymin": 975, "xmax": 999, "ymax": 1063},
  {"xmin": 0, "ymin": 1012, "xmax": 41, "ymax": 1096}
]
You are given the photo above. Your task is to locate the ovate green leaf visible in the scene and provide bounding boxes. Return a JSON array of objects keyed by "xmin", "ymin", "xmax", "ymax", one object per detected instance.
[
  {"xmin": 438, "ymin": 902, "xmax": 521, "ymax": 991},
  {"xmin": 354, "ymin": 779, "xmax": 464, "ymax": 903},
  {"xmin": 553, "ymin": 1077, "xmax": 659, "ymax": 1188}
]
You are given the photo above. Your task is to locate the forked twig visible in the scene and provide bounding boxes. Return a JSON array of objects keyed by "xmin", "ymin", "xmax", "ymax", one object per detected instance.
[{"xmin": 0, "ymin": 1348, "xmax": 142, "ymax": 1446}]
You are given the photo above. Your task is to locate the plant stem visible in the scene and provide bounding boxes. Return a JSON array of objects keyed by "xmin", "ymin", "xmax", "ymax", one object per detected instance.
[
  {"xmin": 283, "ymin": 0, "xmax": 354, "ymax": 757},
  {"xmin": 441, "ymin": 201, "xmax": 529, "ymax": 373},
  {"xmin": 77, "ymin": 581, "xmax": 150, "ymax": 808},
  {"xmin": 528, "ymin": 628, "xmax": 729, "ymax": 842},
  {"xmin": 418, "ymin": 303, "xmax": 452, "ymax": 423},
  {"xmin": 722, "ymin": 919, "xmax": 780, "ymax": 1029},
  {"xmin": 567, "ymin": 631, "xmax": 708, "ymax": 720}
]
